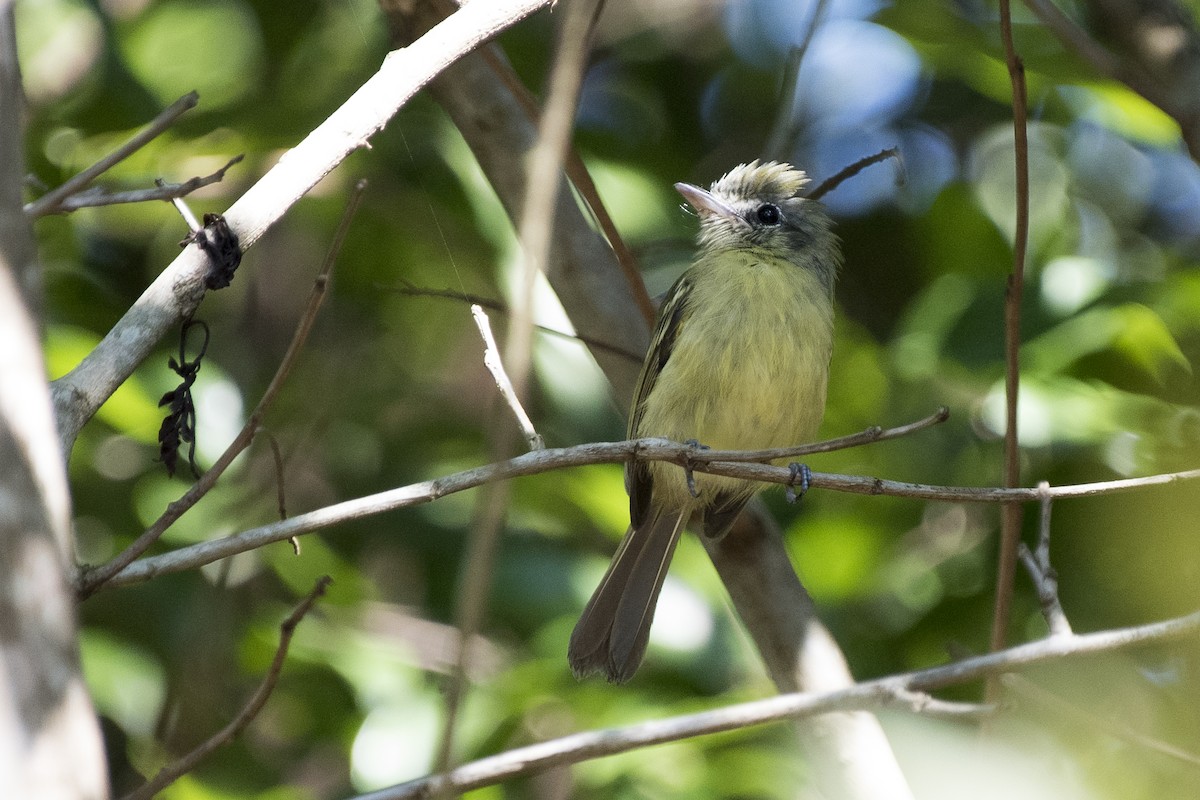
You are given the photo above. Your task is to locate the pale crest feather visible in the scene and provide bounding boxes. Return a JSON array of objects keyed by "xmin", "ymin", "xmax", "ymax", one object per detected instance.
[{"xmin": 710, "ymin": 160, "xmax": 810, "ymax": 202}]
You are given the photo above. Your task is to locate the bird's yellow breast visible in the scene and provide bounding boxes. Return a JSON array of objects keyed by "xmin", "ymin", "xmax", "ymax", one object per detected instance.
[{"xmin": 636, "ymin": 252, "xmax": 834, "ymax": 507}]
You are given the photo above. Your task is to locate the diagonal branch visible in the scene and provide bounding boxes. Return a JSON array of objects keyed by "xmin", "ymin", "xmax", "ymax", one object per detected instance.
[
  {"xmin": 348, "ymin": 606, "xmax": 1200, "ymax": 800},
  {"xmin": 470, "ymin": 304, "xmax": 543, "ymax": 450},
  {"xmin": 24, "ymin": 91, "xmax": 200, "ymax": 217},
  {"xmin": 75, "ymin": 180, "xmax": 365, "ymax": 599},
  {"xmin": 51, "ymin": 154, "xmax": 245, "ymax": 212},
  {"xmin": 120, "ymin": 576, "xmax": 331, "ymax": 800},
  {"xmin": 49, "ymin": 0, "xmax": 553, "ymax": 456}
]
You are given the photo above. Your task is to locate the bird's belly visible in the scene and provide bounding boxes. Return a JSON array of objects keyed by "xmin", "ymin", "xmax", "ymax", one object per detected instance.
[
  {"xmin": 661, "ymin": 336, "xmax": 829, "ymax": 449},
  {"xmin": 638, "ymin": 270, "xmax": 833, "ymax": 505}
]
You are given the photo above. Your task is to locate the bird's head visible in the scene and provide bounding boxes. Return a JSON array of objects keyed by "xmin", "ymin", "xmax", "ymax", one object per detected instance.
[{"xmin": 675, "ymin": 161, "xmax": 840, "ymax": 290}]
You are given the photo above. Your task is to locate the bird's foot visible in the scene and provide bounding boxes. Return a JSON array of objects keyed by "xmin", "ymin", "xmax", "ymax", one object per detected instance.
[
  {"xmin": 785, "ymin": 462, "xmax": 811, "ymax": 504},
  {"xmin": 683, "ymin": 439, "xmax": 710, "ymax": 498}
]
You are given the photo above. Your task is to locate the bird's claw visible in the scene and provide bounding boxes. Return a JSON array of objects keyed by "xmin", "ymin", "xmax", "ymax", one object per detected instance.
[
  {"xmin": 785, "ymin": 462, "xmax": 811, "ymax": 504},
  {"xmin": 683, "ymin": 439, "xmax": 709, "ymax": 498}
]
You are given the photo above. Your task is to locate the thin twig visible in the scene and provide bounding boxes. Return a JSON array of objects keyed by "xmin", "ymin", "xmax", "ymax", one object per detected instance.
[
  {"xmin": 166, "ymin": 187, "xmax": 203, "ymax": 232},
  {"xmin": 475, "ymin": 42, "xmax": 656, "ymax": 328},
  {"xmin": 471, "ymin": 304, "xmax": 544, "ymax": 450},
  {"xmin": 26, "ymin": 91, "xmax": 200, "ymax": 217},
  {"xmin": 266, "ymin": 433, "xmax": 299, "ymax": 555},
  {"xmin": 120, "ymin": 575, "xmax": 332, "ymax": 800},
  {"xmin": 681, "ymin": 406, "xmax": 948, "ymax": 463},
  {"xmin": 1018, "ymin": 482, "xmax": 1071, "ymax": 636},
  {"xmin": 394, "ymin": 283, "xmax": 643, "ymax": 361},
  {"xmin": 76, "ymin": 180, "xmax": 366, "ymax": 598},
  {"xmin": 97, "ymin": 433, "xmax": 1200, "ymax": 590},
  {"xmin": 887, "ymin": 687, "xmax": 995, "ymax": 722},
  {"xmin": 807, "ymin": 147, "xmax": 903, "ymax": 201},
  {"xmin": 348, "ymin": 607, "xmax": 1200, "ymax": 800},
  {"xmin": 51, "ymin": 155, "xmax": 245, "ymax": 212},
  {"xmin": 564, "ymin": 147, "xmax": 656, "ymax": 327},
  {"xmin": 990, "ymin": 0, "xmax": 1032, "ymax": 697}
]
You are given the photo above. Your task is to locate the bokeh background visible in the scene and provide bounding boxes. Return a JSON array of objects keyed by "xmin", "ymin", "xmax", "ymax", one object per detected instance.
[{"xmin": 17, "ymin": 0, "xmax": 1200, "ymax": 797}]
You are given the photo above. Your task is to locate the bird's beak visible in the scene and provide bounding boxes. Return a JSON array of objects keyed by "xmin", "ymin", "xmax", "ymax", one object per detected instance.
[{"xmin": 674, "ymin": 182, "xmax": 739, "ymax": 221}]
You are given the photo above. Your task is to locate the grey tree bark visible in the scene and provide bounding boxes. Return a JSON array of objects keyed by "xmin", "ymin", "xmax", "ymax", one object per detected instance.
[{"xmin": 0, "ymin": 3, "xmax": 109, "ymax": 798}]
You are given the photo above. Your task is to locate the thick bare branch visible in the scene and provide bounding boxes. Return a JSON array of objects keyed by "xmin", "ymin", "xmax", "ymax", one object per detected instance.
[
  {"xmin": 705, "ymin": 506, "xmax": 913, "ymax": 799},
  {"xmin": 49, "ymin": 0, "xmax": 553, "ymax": 455},
  {"xmin": 75, "ymin": 181, "xmax": 365, "ymax": 598},
  {"xmin": 0, "ymin": 4, "xmax": 107, "ymax": 797}
]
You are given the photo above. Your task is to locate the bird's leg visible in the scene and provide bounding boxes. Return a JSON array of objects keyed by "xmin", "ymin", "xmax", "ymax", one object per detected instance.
[
  {"xmin": 785, "ymin": 462, "xmax": 811, "ymax": 504},
  {"xmin": 683, "ymin": 439, "xmax": 710, "ymax": 498}
]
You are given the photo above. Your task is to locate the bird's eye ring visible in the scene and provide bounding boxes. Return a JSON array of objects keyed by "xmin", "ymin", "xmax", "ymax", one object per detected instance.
[{"xmin": 755, "ymin": 203, "xmax": 782, "ymax": 225}]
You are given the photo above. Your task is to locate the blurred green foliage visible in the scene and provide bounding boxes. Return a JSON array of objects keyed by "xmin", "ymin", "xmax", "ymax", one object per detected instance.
[{"xmin": 16, "ymin": 0, "xmax": 1200, "ymax": 797}]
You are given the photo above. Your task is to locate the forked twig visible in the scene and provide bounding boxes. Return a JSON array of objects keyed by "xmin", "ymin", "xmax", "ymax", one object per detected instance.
[
  {"xmin": 54, "ymin": 155, "xmax": 245, "ymax": 212},
  {"xmin": 1018, "ymin": 482, "xmax": 1071, "ymax": 636},
  {"xmin": 26, "ymin": 91, "xmax": 200, "ymax": 217}
]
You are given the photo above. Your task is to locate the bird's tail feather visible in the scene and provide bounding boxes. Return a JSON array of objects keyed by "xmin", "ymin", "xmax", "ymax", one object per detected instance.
[{"xmin": 568, "ymin": 509, "xmax": 687, "ymax": 682}]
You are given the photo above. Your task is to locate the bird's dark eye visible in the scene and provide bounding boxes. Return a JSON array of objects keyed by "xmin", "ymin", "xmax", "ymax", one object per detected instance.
[{"xmin": 755, "ymin": 203, "xmax": 781, "ymax": 225}]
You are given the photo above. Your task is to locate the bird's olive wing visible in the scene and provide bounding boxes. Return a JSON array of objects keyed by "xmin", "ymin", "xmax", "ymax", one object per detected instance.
[{"xmin": 627, "ymin": 274, "xmax": 693, "ymax": 529}]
